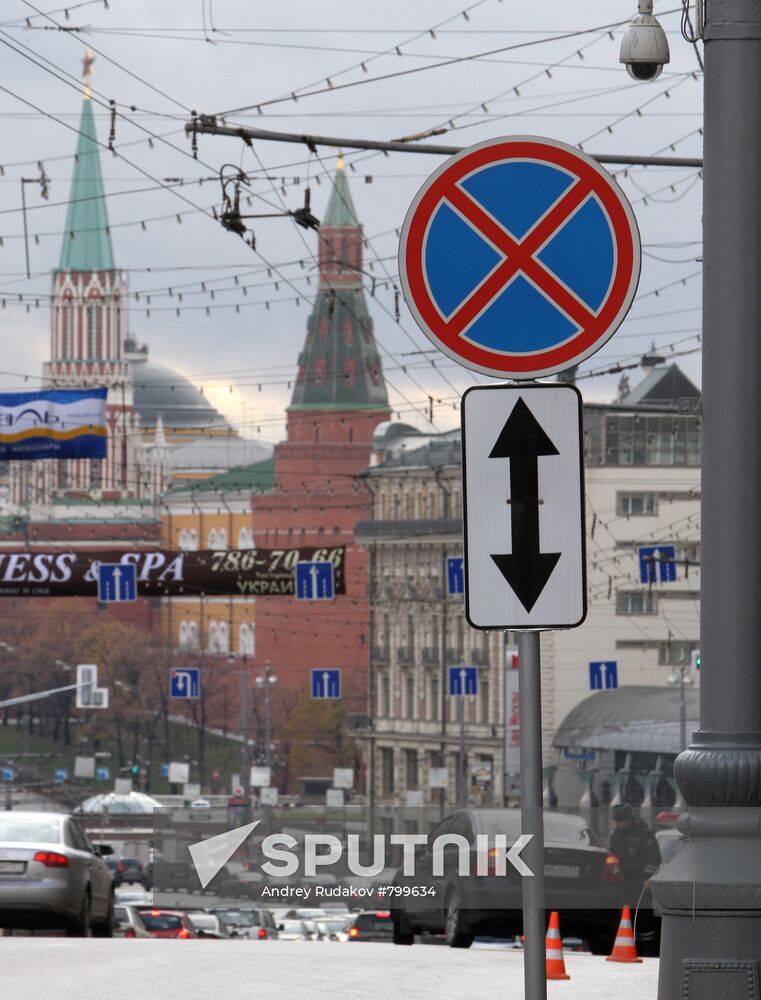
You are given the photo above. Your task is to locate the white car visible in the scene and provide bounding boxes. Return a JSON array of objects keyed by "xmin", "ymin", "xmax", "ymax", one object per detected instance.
[{"xmin": 190, "ymin": 799, "xmax": 211, "ymax": 810}]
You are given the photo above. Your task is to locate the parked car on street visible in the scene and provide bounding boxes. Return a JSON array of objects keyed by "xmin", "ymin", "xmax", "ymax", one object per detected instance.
[
  {"xmin": 390, "ymin": 809, "xmax": 623, "ymax": 953},
  {"xmin": 0, "ymin": 811, "xmax": 114, "ymax": 936}
]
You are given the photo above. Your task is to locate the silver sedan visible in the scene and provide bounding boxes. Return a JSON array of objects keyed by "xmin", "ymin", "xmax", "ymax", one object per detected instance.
[{"xmin": 0, "ymin": 811, "xmax": 114, "ymax": 936}]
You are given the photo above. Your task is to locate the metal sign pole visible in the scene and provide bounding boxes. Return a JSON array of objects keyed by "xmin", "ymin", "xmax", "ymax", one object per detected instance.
[{"xmin": 518, "ymin": 631, "xmax": 546, "ymax": 1000}]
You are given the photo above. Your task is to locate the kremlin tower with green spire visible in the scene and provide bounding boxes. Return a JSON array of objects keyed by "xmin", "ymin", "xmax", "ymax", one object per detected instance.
[
  {"xmin": 12, "ymin": 75, "xmax": 143, "ymax": 508},
  {"xmin": 250, "ymin": 160, "xmax": 391, "ymax": 715}
]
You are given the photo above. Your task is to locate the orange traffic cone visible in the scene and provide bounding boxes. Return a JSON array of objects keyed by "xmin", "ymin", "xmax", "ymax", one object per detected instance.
[
  {"xmin": 606, "ymin": 906, "xmax": 642, "ymax": 963},
  {"xmin": 545, "ymin": 911, "xmax": 570, "ymax": 980}
]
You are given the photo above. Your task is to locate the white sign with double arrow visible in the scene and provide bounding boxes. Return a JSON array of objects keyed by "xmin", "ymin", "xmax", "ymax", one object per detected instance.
[{"xmin": 461, "ymin": 384, "xmax": 586, "ymax": 630}]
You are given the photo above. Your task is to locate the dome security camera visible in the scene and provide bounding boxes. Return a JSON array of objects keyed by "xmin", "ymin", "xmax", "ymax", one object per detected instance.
[{"xmin": 619, "ymin": 0, "xmax": 671, "ymax": 82}]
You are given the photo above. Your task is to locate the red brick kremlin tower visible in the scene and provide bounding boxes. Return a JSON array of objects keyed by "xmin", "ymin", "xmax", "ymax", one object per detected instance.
[{"xmin": 251, "ymin": 161, "xmax": 391, "ymax": 738}]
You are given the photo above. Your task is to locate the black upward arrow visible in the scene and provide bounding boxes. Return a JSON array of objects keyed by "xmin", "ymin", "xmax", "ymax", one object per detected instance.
[{"xmin": 489, "ymin": 397, "xmax": 561, "ymax": 613}]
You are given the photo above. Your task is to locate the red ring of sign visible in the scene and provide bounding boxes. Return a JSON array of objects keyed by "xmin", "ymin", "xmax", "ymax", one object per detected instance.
[{"xmin": 399, "ymin": 136, "xmax": 641, "ymax": 379}]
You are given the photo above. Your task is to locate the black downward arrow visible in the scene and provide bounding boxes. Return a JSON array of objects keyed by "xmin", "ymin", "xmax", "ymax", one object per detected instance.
[{"xmin": 489, "ymin": 397, "xmax": 561, "ymax": 612}]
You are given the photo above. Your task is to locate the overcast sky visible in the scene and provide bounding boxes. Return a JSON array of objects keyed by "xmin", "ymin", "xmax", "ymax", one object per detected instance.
[{"xmin": 0, "ymin": 0, "xmax": 703, "ymax": 442}]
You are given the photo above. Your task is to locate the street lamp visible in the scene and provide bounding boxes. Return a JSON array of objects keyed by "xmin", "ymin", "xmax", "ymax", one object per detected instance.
[
  {"xmin": 255, "ymin": 663, "xmax": 277, "ymax": 772},
  {"xmin": 227, "ymin": 651, "xmax": 252, "ymax": 781},
  {"xmin": 666, "ymin": 663, "xmax": 695, "ymax": 753}
]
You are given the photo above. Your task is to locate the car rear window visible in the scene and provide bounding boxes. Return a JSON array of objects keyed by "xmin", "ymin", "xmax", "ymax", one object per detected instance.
[
  {"xmin": 0, "ymin": 818, "xmax": 61, "ymax": 843},
  {"xmin": 217, "ymin": 911, "xmax": 259, "ymax": 927},
  {"xmin": 139, "ymin": 913, "xmax": 183, "ymax": 931},
  {"xmin": 354, "ymin": 913, "xmax": 392, "ymax": 931},
  {"xmin": 472, "ymin": 810, "xmax": 600, "ymax": 847}
]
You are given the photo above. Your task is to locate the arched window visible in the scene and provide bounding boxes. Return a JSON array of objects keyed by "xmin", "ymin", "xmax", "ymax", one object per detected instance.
[
  {"xmin": 179, "ymin": 529, "xmax": 188, "ymax": 550},
  {"xmin": 218, "ymin": 621, "xmax": 229, "ymax": 653},
  {"xmin": 239, "ymin": 623, "xmax": 255, "ymax": 655},
  {"xmin": 209, "ymin": 528, "xmax": 218, "ymax": 549},
  {"xmin": 344, "ymin": 357, "xmax": 357, "ymax": 386},
  {"xmin": 217, "ymin": 528, "xmax": 227, "ymax": 550},
  {"xmin": 62, "ymin": 303, "xmax": 75, "ymax": 358},
  {"xmin": 188, "ymin": 622, "xmax": 198, "ymax": 650},
  {"xmin": 208, "ymin": 622, "xmax": 219, "ymax": 653},
  {"xmin": 179, "ymin": 621, "xmax": 189, "ymax": 649},
  {"xmin": 237, "ymin": 526, "xmax": 254, "ymax": 549},
  {"xmin": 314, "ymin": 355, "xmax": 327, "ymax": 383},
  {"xmin": 342, "ymin": 317, "xmax": 353, "ymax": 346},
  {"xmin": 86, "ymin": 302, "xmax": 101, "ymax": 359}
]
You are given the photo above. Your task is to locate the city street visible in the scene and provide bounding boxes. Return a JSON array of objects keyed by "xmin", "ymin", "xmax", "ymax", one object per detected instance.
[{"xmin": 0, "ymin": 940, "xmax": 659, "ymax": 1000}]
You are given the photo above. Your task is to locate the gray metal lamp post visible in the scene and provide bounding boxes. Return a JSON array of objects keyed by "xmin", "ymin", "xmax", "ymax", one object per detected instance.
[
  {"xmin": 647, "ymin": 2, "xmax": 761, "ymax": 995},
  {"xmin": 255, "ymin": 661, "xmax": 277, "ymax": 771}
]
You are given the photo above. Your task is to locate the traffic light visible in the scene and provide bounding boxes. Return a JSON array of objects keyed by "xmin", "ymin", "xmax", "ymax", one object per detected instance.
[
  {"xmin": 131, "ymin": 764, "xmax": 139, "ymax": 777},
  {"xmin": 691, "ymin": 648, "xmax": 701, "ymax": 672}
]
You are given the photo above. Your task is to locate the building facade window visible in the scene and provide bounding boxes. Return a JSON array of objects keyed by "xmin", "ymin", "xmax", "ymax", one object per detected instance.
[
  {"xmin": 602, "ymin": 414, "xmax": 700, "ymax": 467},
  {"xmin": 179, "ymin": 621, "xmax": 198, "ymax": 651},
  {"xmin": 237, "ymin": 526, "xmax": 254, "ymax": 549},
  {"xmin": 658, "ymin": 640, "xmax": 695, "ymax": 666},
  {"xmin": 616, "ymin": 591, "xmax": 658, "ymax": 615},
  {"xmin": 89, "ymin": 459, "xmax": 102, "ymax": 489},
  {"xmin": 239, "ymin": 623, "xmax": 255, "ymax": 655},
  {"xmin": 616, "ymin": 492, "xmax": 657, "ymax": 516},
  {"xmin": 86, "ymin": 302, "xmax": 101, "ymax": 358},
  {"xmin": 479, "ymin": 677, "xmax": 490, "ymax": 724},
  {"xmin": 429, "ymin": 676, "xmax": 440, "ymax": 721},
  {"xmin": 404, "ymin": 676, "xmax": 415, "ymax": 720},
  {"xmin": 404, "ymin": 749, "xmax": 419, "ymax": 790},
  {"xmin": 62, "ymin": 303, "xmax": 75, "ymax": 358},
  {"xmin": 381, "ymin": 748, "xmax": 395, "ymax": 796},
  {"xmin": 380, "ymin": 673, "xmax": 391, "ymax": 718}
]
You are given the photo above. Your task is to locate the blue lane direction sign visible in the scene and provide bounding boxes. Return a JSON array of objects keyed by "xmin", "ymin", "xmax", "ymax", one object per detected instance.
[
  {"xmin": 170, "ymin": 667, "xmax": 201, "ymax": 700},
  {"xmin": 589, "ymin": 661, "xmax": 618, "ymax": 690},
  {"xmin": 638, "ymin": 544, "xmax": 677, "ymax": 584},
  {"xmin": 54, "ymin": 769, "xmax": 68, "ymax": 784},
  {"xmin": 95, "ymin": 767, "xmax": 110, "ymax": 781},
  {"xmin": 447, "ymin": 557, "xmax": 464, "ymax": 596},
  {"xmin": 311, "ymin": 669, "xmax": 341, "ymax": 700},
  {"xmin": 97, "ymin": 562, "xmax": 137, "ymax": 603},
  {"xmin": 1, "ymin": 768, "xmax": 14, "ymax": 782},
  {"xmin": 449, "ymin": 666, "xmax": 478, "ymax": 697},
  {"xmin": 399, "ymin": 135, "xmax": 641, "ymax": 380},
  {"xmin": 295, "ymin": 561, "xmax": 335, "ymax": 601}
]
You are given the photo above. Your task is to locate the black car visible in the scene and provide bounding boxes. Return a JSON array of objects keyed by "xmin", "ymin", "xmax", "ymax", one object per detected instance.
[
  {"xmin": 348, "ymin": 910, "xmax": 394, "ymax": 942},
  {"xmin": 106, "ymin": 856, "xmax": 150, "ymax": 889},
  {"xmin": 391, "ymin": 808, "xmax": 623, "ymax": 954}
]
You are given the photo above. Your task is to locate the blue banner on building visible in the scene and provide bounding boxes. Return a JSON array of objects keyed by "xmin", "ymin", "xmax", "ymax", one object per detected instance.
[{"xmin": 0, "ymin": 387, "xmax": 107, "ymax": 460}]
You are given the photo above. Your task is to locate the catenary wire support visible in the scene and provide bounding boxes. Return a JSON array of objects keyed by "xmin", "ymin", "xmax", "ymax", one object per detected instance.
[{"xmin": 185, "ymin": 118, "xmax": 704, "ymax": 169}]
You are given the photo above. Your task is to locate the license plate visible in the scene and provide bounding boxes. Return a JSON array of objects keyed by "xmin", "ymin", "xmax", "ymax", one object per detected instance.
[
  {"xmin": 0, "ymin": 861, "xmax": 25, "ymax": 875},
  {"xmin": 544, "ymin": 864, "xmax": 580, "ymax": 879}
]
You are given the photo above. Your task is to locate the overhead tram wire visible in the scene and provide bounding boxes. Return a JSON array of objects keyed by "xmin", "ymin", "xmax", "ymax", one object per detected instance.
[
  {"xmin": 21, "ymin": 0, "xmax": 192, "ymax": 114},
  {"xmin": 0, "ymin": 30, "xmax": 288, "ymax": 218},
  {"xmin": 212, "ymin": 9, "xmax": 686, "ymax": 118},
  {"xmin": 307, "ymin": 146, "xmax": 476, "ymax": 396},
  {"xmin": 240, "ymin": 143, "xmax": 444, "ymax": 428}
]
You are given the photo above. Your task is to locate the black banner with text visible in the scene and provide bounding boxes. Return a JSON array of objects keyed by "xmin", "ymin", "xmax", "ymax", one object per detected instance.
[{"xmin": 0, "ymin": 547, "xmax": 346, "ymax": 598}]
